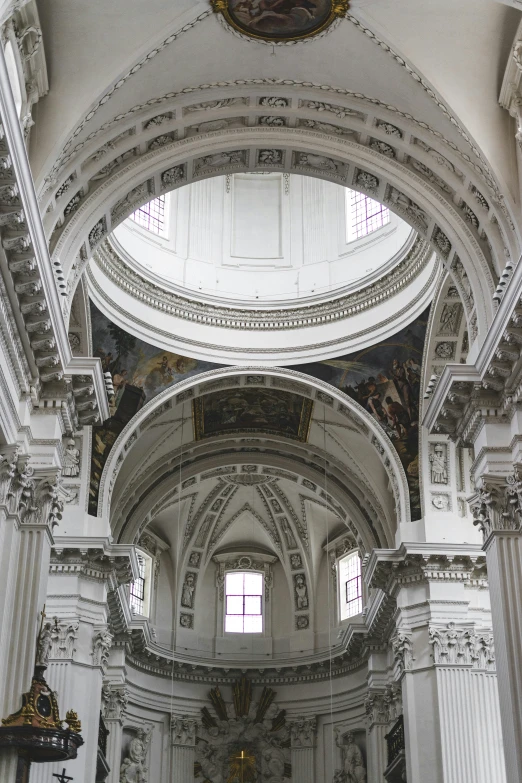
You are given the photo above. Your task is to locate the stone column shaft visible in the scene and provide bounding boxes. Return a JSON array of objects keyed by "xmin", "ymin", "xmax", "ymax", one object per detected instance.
[
  {"xmin": 290, "ymin": 747, "xmax": 314, "ymax": 783},
  {"xmin": 171, "ymin": 745, "xmax": 196, "ymax": 782},
  {"xmin": 484, "ymin": 531, "xmax": 522, "ymax": 783}
]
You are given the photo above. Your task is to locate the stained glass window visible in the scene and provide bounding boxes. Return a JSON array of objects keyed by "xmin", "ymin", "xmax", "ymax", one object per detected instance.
[{"xmin": 225, "ymin": 571, "xmax": 263, "ymax": 634}]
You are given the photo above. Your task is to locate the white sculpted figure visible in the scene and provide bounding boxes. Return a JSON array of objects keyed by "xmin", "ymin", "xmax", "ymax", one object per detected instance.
[
  {"xmin": 120, "ymin": 726, "xmax": 152, "ymax": 783},
  {"xmin": 429, "ymin": 445, "xmax": 447, "ymax": 484},
  {"xmin": 63, "ymin": 439, "xmax": 80, "ymax": 477},
  {"xmin": 181, "ymin": 573, "xmax": 195, "ymax": 608},
  {"xmin": 335, "ymin": 731, "xmax": 366, "ymax": 783},
  {"xmin": 36, "ymin": 621, "xmax": 53, "ymax": 667}
]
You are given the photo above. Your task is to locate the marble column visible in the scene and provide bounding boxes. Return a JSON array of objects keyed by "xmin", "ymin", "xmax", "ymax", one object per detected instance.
[
  {"xmin": 470, "ymin": 473, "xmax": 522, "ymax": 783},
  {"xmin": 171, "ymin": 717, "xmax": 198, "ymax": 783},
  {"xmin": 289, "ymin": 718, "xmax": 317, "ymax": 783},
  {"xmin": 102, "ymin": 683, "xmax": 128, "ymax": 783}
]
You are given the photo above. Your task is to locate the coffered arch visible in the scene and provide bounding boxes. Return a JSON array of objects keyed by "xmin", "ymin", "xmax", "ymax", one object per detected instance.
[{"xmin": 44, "ymin": 89, "xmax": 517, "ymax": 349}]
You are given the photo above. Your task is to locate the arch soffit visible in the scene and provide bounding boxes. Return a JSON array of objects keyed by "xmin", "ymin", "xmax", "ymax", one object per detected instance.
[
  {"xmin": 49, "ymin": 120, "xmax": 506, "ymax": 341},
  {"xmin": 113, "ymin": 440, "xmax": 391, "ymax": 555},
  {"xmin": 99, "ymin": 367, "xmax": 409, "ymax": 540}
]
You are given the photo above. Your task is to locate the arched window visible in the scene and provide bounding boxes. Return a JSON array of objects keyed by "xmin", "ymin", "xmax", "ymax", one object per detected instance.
[
  {"xmin": 130, "ymin": 551, "xmax": 152, "ymax": 617},
  {"xmin": 225, "ymin": 571, "xmax": 263, "ymax": 634},
  {"xmin": 130, "ymin": 195, "xmax": 167, "ymax": 235},
  {"xmin": 345, "ymin": 189, "xmax": 390, "ymax": 242},
  {"xmin": 339, "ymin": 550, "xmax": 362, "ymax": 620}
]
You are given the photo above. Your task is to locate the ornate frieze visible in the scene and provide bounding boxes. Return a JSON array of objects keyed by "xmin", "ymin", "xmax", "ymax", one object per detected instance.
[{"xmin": 92, "ymin": 233, "xmax": 431, "ymax": 333}]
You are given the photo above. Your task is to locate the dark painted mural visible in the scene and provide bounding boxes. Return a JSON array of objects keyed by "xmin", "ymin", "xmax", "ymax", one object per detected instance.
[
  {"xmin": 88, "ymin": 303, "xmax": 222, "ymax": 515},
  {"xmin": 88, "ymin": 302, "xmax": 429, "ymax": 521},
  {"xmin": 292, "ymin": 308, "xmax": 430, "ymax": 520},
  {"xmin": 193, "ymin": 388, "xmax": 313, "ymax": 441}
]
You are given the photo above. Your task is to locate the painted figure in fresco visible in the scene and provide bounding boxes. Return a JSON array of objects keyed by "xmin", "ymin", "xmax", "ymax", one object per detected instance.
[
  {"xmin": 231, "ymin": 0, "xmax": 327, "ymax": 38},
  {"xmin": 358, "ymin": 377, "xmax": 385, "ymax": 421},
  {"xmin": 384, "ymin": 397, "xmax": 410, "ymax": 439},
  {"xmin": 390, "ymin": 358, "xmax": 416, "ymax": 421}
]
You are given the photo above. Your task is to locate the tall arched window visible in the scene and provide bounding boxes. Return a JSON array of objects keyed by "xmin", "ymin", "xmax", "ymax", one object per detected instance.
[
  {"xmin": 225, "ymin": 571, "xmax": 263, "ymax": 634},
  {"xmin": 339, "ymin": 551, "xmax": 362, "ymax": 620}
]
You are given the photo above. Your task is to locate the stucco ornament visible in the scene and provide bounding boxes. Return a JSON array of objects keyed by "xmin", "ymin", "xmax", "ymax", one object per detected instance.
[{"xmin": 195, "ymin": 676, "xmax": 290, "ymax": 782}]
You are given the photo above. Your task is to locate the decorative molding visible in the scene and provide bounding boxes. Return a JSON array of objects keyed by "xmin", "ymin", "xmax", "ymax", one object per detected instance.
[
  {"xmin": 171, "ymin": 715, "xmax": 197, "ymax": 747},
  {"xmin": 92, "ymin": 627, "xmax": 113, "ymax": 671},
  {"xmin": 101, "ymin": 682, "xmax": 128, "ymax": 721},
  {"xmin": 91, "ymin": 232, "xmax": 430, "ymax": 332},
  {"xmin": 289, "ymin": 717, "xmax": 317, "ymax": 748}
]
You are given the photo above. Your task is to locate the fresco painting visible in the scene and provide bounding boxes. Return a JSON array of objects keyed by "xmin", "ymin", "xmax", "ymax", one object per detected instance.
[
  {"xmin": 88, "ymin": 303, "xmax": 221, "ymax": 515},
  {"xmin": 224, "ymin": 0, "xmax": 333, "ymax": 40},
  {"xmin": 193, "ymin": 388, "xmax": 313, "ymax": 441},
  {"xmin": 292, "ymin": 308, "xmax": 430, "ymax": 520}
]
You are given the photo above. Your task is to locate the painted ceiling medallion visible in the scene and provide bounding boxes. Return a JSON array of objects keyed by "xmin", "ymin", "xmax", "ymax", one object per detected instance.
[{"xmin": 211, "ymin": 0, "xmax": 349, "ymax": 42}]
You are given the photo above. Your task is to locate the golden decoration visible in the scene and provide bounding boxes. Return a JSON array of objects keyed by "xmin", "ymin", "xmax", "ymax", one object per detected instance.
[
  {"xmin": 65, "ymin": 710, "xmax": 82, "ymax": 734},
  {"xmin": 228, "ymin": 748, "xmax": 257, "ymax": 783}
]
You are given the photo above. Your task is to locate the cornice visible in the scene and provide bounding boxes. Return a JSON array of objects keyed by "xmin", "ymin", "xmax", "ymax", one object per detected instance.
[
  {"xmin": 91, "ymin": 234, "xmax": 430, "ymax": 331},
  {"xmin": 0, "ymin": 45, "xmax": 110, "ymax": 427}
]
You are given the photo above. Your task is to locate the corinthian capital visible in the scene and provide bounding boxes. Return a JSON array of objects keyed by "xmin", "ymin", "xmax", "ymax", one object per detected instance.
[
  {"xmin": 289, "ymin": 717, "xmax": 317, "ymax": 748},
  {"xmin": 469, "ymin": 470, "xmax": 522, "ymax": 541}
]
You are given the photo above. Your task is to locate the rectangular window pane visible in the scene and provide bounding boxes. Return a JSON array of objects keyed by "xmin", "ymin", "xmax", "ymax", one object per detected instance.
[
  {"xmin": 226, "ymin": 572, "xmax": 244, "ymax": 595},
  {"xmin": 244, "ymin": 572, "xmax": 263, "ymax": 595},
  {"xmin": 349, "ymin": 190, "xmax": 390, "ymax": 241},
  {"xmin": 244, "ymin": 595, "xmax": 261, "ymax": 615},
  {"xmin": 225, "ymin": 615, "xmax": 244, "ymax": 633},
  {"xmin": 243, "ymin": 615, "xmax": 262, "ymax": 634},
  {"xmin": 130, "ymin": 195, "xmax": 166, "ymax": 235},
  {"xmin": 226, "ymin": 595, "xmax": 244, "ymax": 615}
]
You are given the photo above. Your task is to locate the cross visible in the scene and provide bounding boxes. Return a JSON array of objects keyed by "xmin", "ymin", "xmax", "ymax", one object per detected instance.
[{"xmin": 52, "ymin": 770, "xmax": 73, "ymax": 783}]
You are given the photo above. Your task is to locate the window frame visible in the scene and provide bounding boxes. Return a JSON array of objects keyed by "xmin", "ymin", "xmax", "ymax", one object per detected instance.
[
  {"xmin": 224, "ymin": 570, "xmax": 264, "ymax": 635},
  {"xmin": 338, "ymin": 549, "xmax": 363, "ymax": 622},
  {"xmin": 345, "ymin": 189, "xmax": 390, "ymax": 243},
  {"xmin": 130, "ymin": 194, "xmax": 168, "ymax": 237},
  {"xmin": 130, "ymin": 549, "xmax": 152, "ymax": 618}
]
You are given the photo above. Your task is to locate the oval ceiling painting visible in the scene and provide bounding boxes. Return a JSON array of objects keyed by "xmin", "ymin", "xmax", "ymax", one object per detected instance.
[{"xmin": 211, "ymin": 0, "xmax": 349, "ymax": 42}]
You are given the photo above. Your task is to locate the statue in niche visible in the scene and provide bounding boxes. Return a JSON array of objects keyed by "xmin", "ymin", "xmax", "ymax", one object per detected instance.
[
  {"xmin": 181, "ymin": 573, "xmax": 196, "ymax": 609},
  {"xmin": 120, "ymin": 726, "xmax": 152, "ymax": 783},
  {"xmin": 334, "ymin": 730, "xmax": 366, "ymax": 783},
  {"xmin": 281, "ymin": 518, "xmax": 297, "ymax": 550},
  {"xmin": 429, "ymin": 444, "xmax": 448, "ymax": 485},
  {"xmin": 36, "ymin": 621, "xmax": 53, "ymax": 668},
  {"xmin": 63, "ymin": 438, "xmax": 80, "ymax": 477},
  {"xmin": 294, "ymin": 574, "xmax": 308, "ymax": 610}
]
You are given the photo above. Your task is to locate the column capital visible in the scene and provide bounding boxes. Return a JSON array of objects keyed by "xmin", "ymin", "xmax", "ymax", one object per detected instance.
[
  {"xmin": 92, "ymin": 627, "xmax": 113, "ymax": 673},
  {"xmin": 365, "ymin": 685, "xmax": 402, "ymax": 728},
  {"xmin": 428, "ymin": 622, "xmax": 496, "ymax": 670},
  {"xmin": 171, "ymin": 716, "xmax": 198, "ymax": 747},
  {"xmin": 468, "ymin": 469, "xmax": 522, "ymax": 543},
  {"xmin": 288, "ymin": 717, "xmax": 317, "ymax": 748},
  {"xmin": 101, "ymin": 681, "xmax": 128, "ymax": 722}
]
